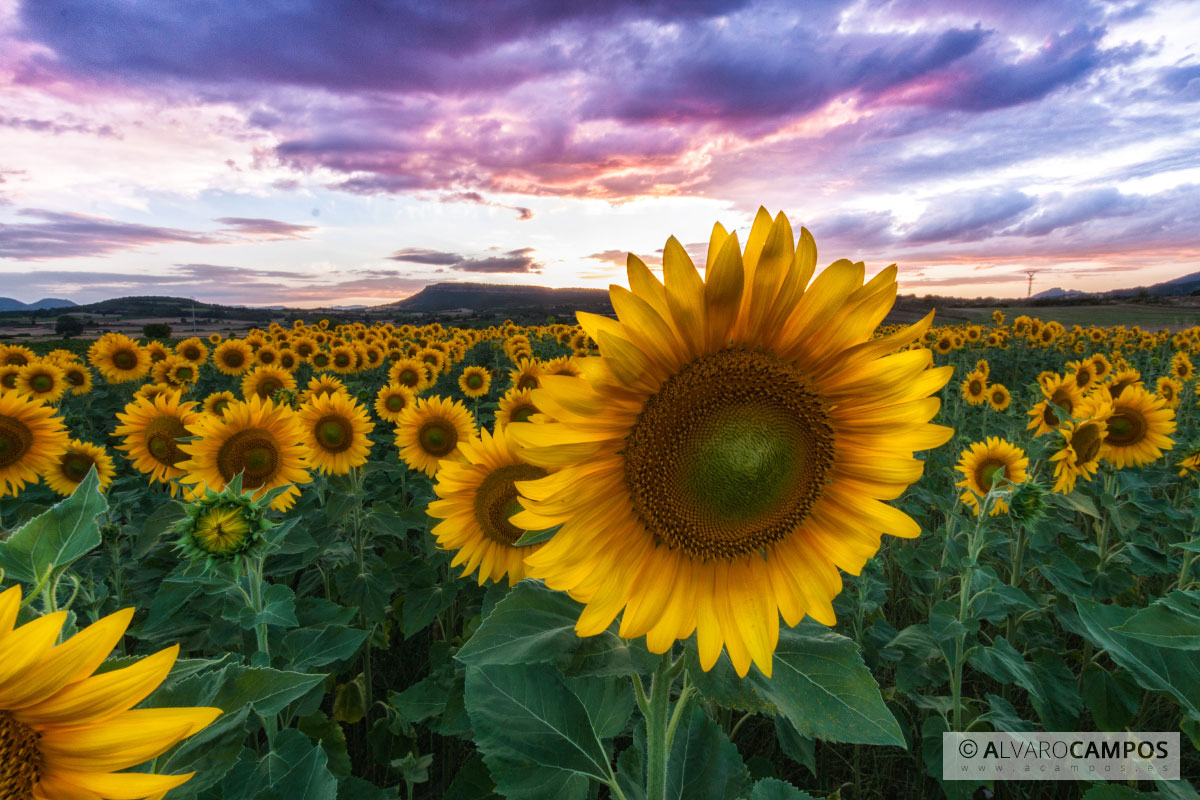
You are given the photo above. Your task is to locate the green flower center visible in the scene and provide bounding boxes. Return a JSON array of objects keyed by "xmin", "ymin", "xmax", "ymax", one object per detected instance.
[
  {"xmin": 30, "ymin": 375, "xmax": 53, "ymax": 394},
  {"xmin": 624, "ymin": 348, "xmax": 835, "ymax": 561},
  {"xmin": 112, "ymin": 349, "xmax": 138, "ymax": 370},
  {"xmin": 418, "ymin": 421, "xmax": 456, "ymax": 456},
  {"xmin": 466, "ymin": 373, "xmax": 484, "ymax": 390},
  {"xmin": 316, "ymin": 415, "xmax": 354, "ymax": 453},
  {"xmin": 385, "ymin": 394, "xmax": 405, "ymax": 412}
]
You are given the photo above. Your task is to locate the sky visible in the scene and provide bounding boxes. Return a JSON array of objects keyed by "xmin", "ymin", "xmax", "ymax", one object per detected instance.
[{"xmin": 0, "ymin": 0, "xmax": 1198, "ymax": 308}]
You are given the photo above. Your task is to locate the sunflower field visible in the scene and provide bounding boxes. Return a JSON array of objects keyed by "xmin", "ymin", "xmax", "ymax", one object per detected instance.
[{"xmin": 1, "ymin": 208, "xmax": 1199, "ymax": 800}]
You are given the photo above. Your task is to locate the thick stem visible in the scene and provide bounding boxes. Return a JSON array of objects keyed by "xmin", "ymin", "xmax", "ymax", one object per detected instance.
[{"xmin": 644, "ymin": 656, "xmax": 674, "ymax": 800}]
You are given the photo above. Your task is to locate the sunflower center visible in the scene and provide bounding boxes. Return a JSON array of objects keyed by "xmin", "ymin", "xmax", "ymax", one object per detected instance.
[
  {"xmin": 1106, "ymin": 411, "xmax": 1146, "ymax": 447},
  {"xmin": 398, "ymin": 369, "xmax": 418, "ymax": 386},
  {"xmin": 316, "ymin": 415, "xmax": 354, "ymax": 453},
  {"xmin": 624, "ymin": 348, "xmax": 835, "ymax": 561},
  {"xmin": 217, "ymin": 428, "xmax": 281, "ymax": 488},
  {"xmin": 61, "ymin": 452, "xmax": 94, "ymax": 482},
  {"xmin": 254, "ymin": 377, "xmax": 283, "ymax": 398},
  {"xmin": 385, "ymin": 394, "xmax": 406, "ymax": 412},
  {"xmin": 112, "ymin": 349, "xmax": 138, "ymax": 371},
  {"xmin": 211, "ymin": 399, "xmax": 230, "ymax": 415},
  {"xmin": 969, "ymin": 380, "xmax": 982, "ymax": 395},
  {"xmin": 510, "ymin": 403, "xmax": 537, "ymax": 423},
  {"xmin": 975, "ymin": 459, "xmax": 1007, "ymax": 492},
  {"xmin": 418, "ymin": 420, "xmax": 457, "ymax": 456},
  {"xmin": 260, "ymin": 352, "xmax": 275, "ymax": 364},
  {"xmin": 0, "ymin": 373, "xmax": 15, "ymax": 390},
  {"xmin": 1072, "ymin": 422, "xmax": 1104, "ymax": 464},
  {"xmin": 312, "ymin": 354, "xmax": 330, "ymax": 367},
  {"xmin": 1076, "ymin": 368, "xmax": 1092, "ymax": 386},
  {"xmin": 0, "ymin": 414, "xmax": 33, "ymax": 469},
  {"xmin": 466, "ymin": 373, "xmax": 484, "ymax": 390},
  {"xmin": 473, "ymin": 464, "xmax": 548, "ymax": 545},
  {"xmin": 194, "ymin": 507, "xmax": 252, "ymax": 555},
  {"xmin": 176, "ymin": 366, "xmax": 194, "ymax": 382},
  {"xmin": 30, "ymin": 375, "xmax": 53, "ymax": 393},
  {"xmin": 66, "ymin": 370, "xmax": 85, "ymax": 386},
  {"xmin": 334, "ymin": 354, "xmax": 351, "ymax": 367},
  {"xmin": 145, "ymin": 415, "xmax": 189, "ymax": 467},
  {"xmin": 0, "ymin": 711, "xmax": 41, "ymax": 799},
  {"xmin": 223, "ymin": 351, "xmax": 245, "ymax": 367},
  {"xmin": 517, "ymin": 375, "xmax": 538, "ymax": 391},
  {"xmin": 183, "ymin": 347, "xmax": 199, "ymax": 360}
]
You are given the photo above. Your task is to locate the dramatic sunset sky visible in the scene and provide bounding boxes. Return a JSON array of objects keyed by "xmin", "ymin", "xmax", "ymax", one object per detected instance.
[{"xmin": 1, "ymin": 0, "xmax": 1198, "ymax": 307}]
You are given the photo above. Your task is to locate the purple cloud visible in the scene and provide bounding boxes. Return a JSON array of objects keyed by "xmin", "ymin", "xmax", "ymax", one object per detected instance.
[
  {"xmin": 388, "ymin": 246, "xmax": 541, "ymax": 273},
  {"xmin": 904, "ymin": 189, "xmax": 1035, "ymax": 243},
  {"xmin": 215, "ymin": 217, "xmax": 316, "ymax": 239}
]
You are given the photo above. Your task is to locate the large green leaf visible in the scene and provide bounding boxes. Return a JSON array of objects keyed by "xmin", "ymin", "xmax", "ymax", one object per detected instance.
[
  {"xmin": 665, "ymin": 705, "xmax": 750, "ymax": 800},
  {"xmin": 465, "ymin": 662, "xmax": 612, "ymax": 800},
  {"xmin": 220, "ymin": 729, "xmax": 337, "ymax": 800},
  {"xmin": 1075, "ymin": 598, "xmax": 1200, "ymax": 715},
  {"xmin": 0, "ymin": 468, "xmax": 106, "ymax": 583},
  {"xmin": 748, "ymin": 779, "xmax": 819, "ymax": 800},
  {"xmin": 457, "ymin": 580, "xmax": 656, "ymax": 677},
  {"xmin": 145, "ymin": 663, "xmax": 327, "ymax": 717},
  {"xmin": 281, "ymin": 624, "xmax": 369, "ymax": 670},
  {"xmin": 1115, "ymin": 591, "xmax": 1200, "ymax": 650},
  {"xmin": 686, "ymin": 621, "xmax": 905, "ymax": 746},
  {"xmin": 968, "ymin": 637, "xmax": 1080, "ymax": 730}
]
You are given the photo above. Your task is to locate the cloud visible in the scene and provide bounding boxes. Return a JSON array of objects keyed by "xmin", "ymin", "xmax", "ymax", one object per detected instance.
[
  {"xmin": 0, "ymin": 114, "xmax": 120, "ymax": 138},
  {"xmin": 0, "ymin": 209, "xmax": 319, "ymax": 259},
  {"xmin": 214, "ymin": 217, "xmax": 316, "ymax": 239},
  {"xmin": 1006, "ymin": 188, "xmax": 1143, "ymax": 237},
  {"xmin": 387, "ymin": 246, "xmax": 541, "ymax": 273},
  {"xmin": 904, "ymin": 189, "xmax": 1035, "ymax": 243}
]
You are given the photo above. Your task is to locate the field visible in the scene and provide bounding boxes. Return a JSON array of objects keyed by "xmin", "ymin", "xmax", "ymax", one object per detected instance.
[{"xmin": 1, "ymin": 285, "xmax": 1198, "ymax": 800}]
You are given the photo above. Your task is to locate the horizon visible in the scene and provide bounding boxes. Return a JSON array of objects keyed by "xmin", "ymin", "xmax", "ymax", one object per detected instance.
[{"xmin": 2, "ymin": 1, "xmax": 1199, "ymax": 307}]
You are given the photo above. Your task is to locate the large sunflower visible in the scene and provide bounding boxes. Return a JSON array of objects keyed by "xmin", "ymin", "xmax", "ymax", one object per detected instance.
[
  {"xmin": 427, "ymin": 425, "xmax": 552, "ymax": 585},
  {"xmin": 88, "ymin": 334, "xmax": 151, "ymax": 384},
  {"xmin": 390, "ymin": 358, "xmax": 431, "ymax": 392},
  {"xmin": 394, "ymin": 396, "xmax": 477, "ymax": 477},
  {"xmin": 16, "ymin": 361, "xmax": 68, "ymax": 405},
  {"xmin": 177, "ymin": 395, "xmax": 311, "ymax": 511},
  {"xmin": 45, "ymin": 439, "xmax": 116, "ymax": 496},
  {"xmin": 0, "ymin": 585, "xmax": 220, "ymax": 800},
  {"xmin": 1026, "ymin": 374, "xmax": 1083, "ymax": 437},
  {"xmin": 240, "ymin": 365, "xmax": 297, "ymax": 401},
  {"xmin": 0, "ymin": 391, "xmax": 69, "ymax": 497},
  {"xmin": 297, "ymin": 392, "xmax": 374, "ymax": 474},
  {"xmin": 114, "ymin": 391, "xmax": 201, "ymax": 491},
  {"xmin": 213, "ymin": 339, "xmax": 254, "ymax": 376},
  {"xmin": 954, "ymin": 437, "xmax": 1028, "ymax": 516},
  {"xmin": 508, "ymin": 209, "xmax": 952, "ymax": 677},
  {"xmin": 374, "ymin": 383, "xmax": 415, "ymax": 424},
  {"xmin": 1083, "ymin": 385, "xmax": 1175, "ymax": 468}
]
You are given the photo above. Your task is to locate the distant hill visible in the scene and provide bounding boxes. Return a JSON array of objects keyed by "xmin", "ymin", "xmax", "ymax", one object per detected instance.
[
  {"xmin": 386, "ymin": 282, "xmax": 613, "ymax": 313},
  {"xmin": 1030, "ymin": 270, "xmax": 1200, "ymax": 301},
  {"xmin": 0, "ymin": 297, "xmax": 77, "ymax": 312},
  {"xmin": 1029, "ymin": 287, "xmax": 1091, "ymax": 300}
]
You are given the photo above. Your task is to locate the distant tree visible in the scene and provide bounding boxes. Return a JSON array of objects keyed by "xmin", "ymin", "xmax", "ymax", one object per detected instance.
[
  {"xmin": 143, "ymin": 322, "xmax": 173, "ymax": 340},
  {"xmin": 55, "ymin": 315, "xmax": 85, "ymax": 338}
]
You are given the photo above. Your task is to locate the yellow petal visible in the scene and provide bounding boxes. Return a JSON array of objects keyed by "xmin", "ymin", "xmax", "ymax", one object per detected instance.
[
  {"xmin": 46, "ymin": 770, "xmax": 194, "ymax": 800},
  {"xmin": 610, "ymin": 285, "xmax": 685, "ymax": 373},
  {"xmin": 0, "ymin": 611, "xmax": 67, "ymax": 696},
  {"xmin": 39, "ymin": 707, "xmax": 220, "ymax": 772},
  {"xmin": 661, "ymin": 236, "xmax": 706, "ymax": 355},
  {"xmin": 703, "ymin": 232, "xmax": 744, "ymax": 353},
  {"xmin": 0, "ymin": 584, "xmax": 20, "ymax": 634}
]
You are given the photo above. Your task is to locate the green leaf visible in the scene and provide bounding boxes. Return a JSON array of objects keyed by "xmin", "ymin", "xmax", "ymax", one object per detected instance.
[
  {"xmin": 749, "ymin": 778, "xmax": 819, "ymax": 800},
  {"xmin": 457, "ymin": 580, "xmax": 657, "ymax": 677},
  {"xmin": 0, "ymin": 468, "xmax": 106, "ymax": 583},
  {"xmin": 685, "ymin": 621, "xmax": 904, "ymax": 747},
  {"xmin": 1075, "ymin": 597, "xmax": 1200, "ymax": 715},
  {"xmin": 465, "ymin": 662, "xmax": 612, "ymax": 800},
  {"xmin": 513, "ymin": 525, "xmax": 560, "ymax": 546},
  {"xmin": 401, "ymin": 571, "xmax": 460, "ymax": 638},
  {"xmin": 221, "ymin": 729, "xmax": 337, "ymax": 800},
  {"xmin": 388, "ymin": 669, "xmax": 453, "ymax": 725},
  {"xmin": 665, "ymin": 705, "xmax": 750, "ymax": 800},
  {"xmin": 227, "ymin": 583, "xmax": 298, "ymax": 630},
  {"xmin": 1080, "ymin": 664, "xmax": 1141, "ymax": 731},
  {"xmin": 968, "ymin": 638, "xmax": 1080, "ymax": 730},
  {"xmin": 445, "ymin": 755, "xmax": 502, "ymax": 800},
  {"xmin": 144, "ymin": 663, "xmax": 327, "ymax": 717},
  {"xmin": 282, "ymin": 624, "xmax": 368, "ymax": 670},
  {"xmin": 1051, "ymin": 490, "xmax": 1099, "ymax": 518},
  {"xmin": 773, "ymin": 717, "xmax": 816, "ymax": 777},
  {"xmin": 566, "ymin": 675, "xmax": 633, "ymax": 739},
  {"xmin": 1115, "ymin": 591, "xmax": 1200, "ymax": 649}
]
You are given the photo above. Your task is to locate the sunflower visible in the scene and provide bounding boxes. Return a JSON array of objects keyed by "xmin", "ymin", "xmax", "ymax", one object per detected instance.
[
  {"xmin": 974, "ymin": 359, "xmax": 990, "ymax": 378},
  {"xmin": 508, "ymin": 208, "xmax": 952, "ymax": 677},
  {"xmin": 292, "ymin": 336, "xmax": 318, "ymax": 361},
  {"xmin": 45, "ymin": 439, "xmax": 116, "ymax": 496},
  {"xmin": 0, "ymin": 585, "xmax": 220, "ymax": 800},
  {"xmin": 178, "ymin": 395, "xmax": 311, "ymax": 511},
  {"xmin": 933, "ymin": 334, "xmax": 954, "ymax": 355},
  {"xmin": 496, "ymin": 386, "xmax": 543, "ymax": 426},
  {"xmin": 164, "ymin": 356, "xmax": 201, "ymax": 388},
  {"xmin": 203, "ymin": 390, "xmax": 237, "ymax": 418},
  {"xmin": 1157, "ymin": 376, "xmax": 1183, "ymax": 409},
  {"xmin": 0, "ymin": 391, "xmax": 69, "ymax": 497},
  {"xmin": 240, "ymin": 365, "xmax": 297, "ymax": 401},
  {"xmin": 394, "ymin": 395, "xmax": 477, "ymax": 477},
  {"xmin": 509, "ymin": 358, "xmax": 542, "ymax": 392},
  {"xmin": 390, "ymin": 358, "xmax": 430, "ymax": 392},
  {"xmin": 213, "ymin": 339, "xmax": 254, "ymax": 376},
  {"xmin": 277, "ymin": 348, "xmax": 299, "ymax": 371},
  {"xmin": 1178, "ymin": 448, "xmax": 1200, "ymax": 479},
  {"xmin": 328, "ymin": 345, "xmax": 357, "ymax": 375},
  {"xmin": 986, "ymin": 383, "xmax": 1011, "ymax": 412},
  {"xmin": 16, "ymin": 361, "xmax": 68, "ymax": 405},
  {"xmin": 417, "ymin": 347, "xmax": 447, "ymax": 375},
  {"xmin": 1066, "ymin": 359, "xmax": 1095, "ymax": 392},
  {"xmin": 208, "ymin": 332, "xmax": 224, "ymax": 345},
  {"xmin": 961, "ymin": 369, "xmax": 988, "ymax": 405},
  {"xmin": 374, "ymin": 383, "xmax": 415, "ymax": 424},
  {"xmin": 1082, "ymin": 386, "xmax": 1175, "ymax": 469},
  {"xmin": 955, "ymin": 437, "xmax": 1028, "ymax": 515},
  {"xmin": 1172, "ymin": 352, "xmax": 1195, "ymax": 381},
  {"xmin": 145, "ymin": 341, "xmax": 170, "ymax": 363},
  {"xmin": 541, "ymin": 355, "xmax": 583, "ymax": 378},
  {"xmin": 428, "ymin": 425, "xmax": 552, "ymax": 585},
  {"xmin": 137, "ymin": 383, "xmax": 182, "ymax": 404},
  {"xmin": 298, "ymin": 392, "xmax": 374, "ymax": 475},
  {"xmin": 1090, "ymin": 352, "xmax": 1112, "ymax": 380},
  {"xmin": 89, "ymin": 334, "xmax": 150, "ymax": 384},
  {"xmin": 254, "ymin": 345, "xmax": 280, "ymax": 368},
  {"xmin": 1107, "ymin": 368, "xmax": 1142, "ymax": 398},
  {"xmin": 61, "ymin": 364, "xmax": 93, "ymax": 396},
  {"xmin": 0, "ymin": 365, "xmax": 20, "ymax": 392},
  {"xmin": 309, "ymin": 350, "xmax": 332, "ymax": 371},
  {"xmin": 175, "ymin": 337, "xmax": 209, "ymax": 365},
  {"xmin": 1027, "ymin": 374, "xmax": 1083, "ymax": 437},
  {"xmin": 301, "ymin": 374, "xmax": 347, "ymax": 403},
  {"xmin": 1, "ymin": 344, "xmax": 35, "ymax": 367},
  {"xmin": 1050, "ymin": 407, "xmax": 1111, "ymax": 494},
  {"xmin": 458, "ymin": 366, "xmax": 492, "ymax": 399},
  {"xmin": 114, "ymin": 391, "xmax": 201, "ymax": 490}
]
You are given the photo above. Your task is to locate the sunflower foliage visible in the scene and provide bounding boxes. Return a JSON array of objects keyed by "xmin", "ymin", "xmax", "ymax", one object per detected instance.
[{"xmin": 0, "ymin": 213, "xmax": 1199, "ymax": 799}]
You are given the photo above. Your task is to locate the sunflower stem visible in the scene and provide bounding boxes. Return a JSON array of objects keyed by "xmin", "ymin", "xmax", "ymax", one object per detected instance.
[{"xmin": 644, "ymin": 654, "xmax": 674, "ymax": 800}]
